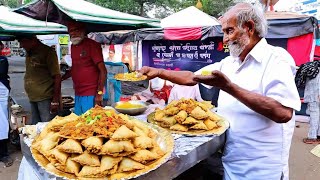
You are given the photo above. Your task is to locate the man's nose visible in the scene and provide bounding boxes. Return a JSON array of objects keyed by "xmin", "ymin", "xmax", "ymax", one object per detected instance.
[{"xmin": 223, "ymin": 35, "xmax": 229, "ymax": 44}]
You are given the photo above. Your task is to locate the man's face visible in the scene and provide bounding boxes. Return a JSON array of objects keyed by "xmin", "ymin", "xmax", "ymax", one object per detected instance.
[
  {"xmin": 18, "ymin": 38, "xmax": 34, "ymax": 51},
  {"xmin": 221, "ymin": 16, "xmax": 250, "ymax": 58},
  {"xmin": 109, "ymin": 51, "xmax": 115, "ymax": 59},
  {"xmin": 68, "ymin": 25, "xmax": 86, "ymax": 45}
]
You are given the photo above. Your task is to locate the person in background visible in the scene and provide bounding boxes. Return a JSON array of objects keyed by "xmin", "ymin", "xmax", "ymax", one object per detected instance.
[
  {"xmin": 299, "ymin": 61, "xmax": 320, "ymax": 144},
  {"xmin": 168, "ymin": 84, "xmax": 203, "ymax": 103},
  {"xmin": 18, "ymin": 36, "xmax": 61, "ymax": 124},
  {"xmin": 106, "ymin": 45, "xmax": 115, "ymax": 62},
  {"xmin": 139, "ymin": 3, "xmax": 300, "ymax": 179},
  {"xmin": 62, "ymin": 21, "xmax": 107, "ymax": 115},
  {"xmin": 0, "ymin": 41, "xmax": 13, "ymax": 167}
]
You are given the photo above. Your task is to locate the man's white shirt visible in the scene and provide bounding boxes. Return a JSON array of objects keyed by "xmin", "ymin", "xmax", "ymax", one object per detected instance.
[{"xmin": 195, "ymin": 38, "xmax": 301, "ymax": 180}]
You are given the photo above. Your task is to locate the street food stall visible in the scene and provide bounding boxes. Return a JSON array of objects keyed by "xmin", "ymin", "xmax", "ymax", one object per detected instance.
[{"xmin": 3, "ymin": 0, "xmax": 231, "ymax": 179}]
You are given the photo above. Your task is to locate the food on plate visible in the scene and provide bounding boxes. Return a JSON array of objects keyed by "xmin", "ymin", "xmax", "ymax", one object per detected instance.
[
  {"xmin": 170, "ymin": 124, "xmax": 188, "ymax": 132},
  {"xmin": 31, "ymin": 106, "xmax": 174, "ymax": 179},
  {"xmin": 133, "ymin": 136, "xmax": 154, "ymax": 149},
  {"xmin": 148, "ymin": 98, "xmax": 227, "ymax": 135},
  {"xmin": 81, "ymin": 136, "xmax": 104, "ymax": 154},
  {"xmin": 115, "ymin": 102, "xmax": 144, "ymax": 109},
  {"xmin": 130, "ymin": 149, "xmax": 158, "ymax": 164},
  {"xmin": 64, "ymin": 158, "xmax": 81, "ymax": 174},
  {"xmin": 117, "ymin": 158, "xmax": 145, "ymax": 172},
  {"xmin": 57, "ymin": 139, "xmax": 83, "ymax": 154},
  {"xmin": 114, "ymin": 72, "xmax": 147, "ymax": 81},
  {"xmin": 71, "ymin": 151, "xmax": 100, "ymax": 167},
  {"xmin": 111, "ymin": 125, "xmax": 138, "ymax": 140}
]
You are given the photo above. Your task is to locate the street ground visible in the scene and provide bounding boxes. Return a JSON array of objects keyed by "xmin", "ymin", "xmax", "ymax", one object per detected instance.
[{"xmin": 1, "ymin": 57, "xmax": 320, "ymax": 180}]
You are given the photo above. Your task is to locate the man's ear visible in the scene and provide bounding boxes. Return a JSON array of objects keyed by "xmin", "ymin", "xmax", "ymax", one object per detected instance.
[{"xmin": 245, "ymin": 20, "xmax": 255, "ymax": 35}]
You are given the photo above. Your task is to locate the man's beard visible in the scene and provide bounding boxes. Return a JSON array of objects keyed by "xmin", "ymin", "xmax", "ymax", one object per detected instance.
[
  {"xmin": 228, "ymin": 31, "xmax": 250, "ymax": 58},
  {"xmin": 70, "ymin": 36, "xmax": 84, "ymax": 45}
]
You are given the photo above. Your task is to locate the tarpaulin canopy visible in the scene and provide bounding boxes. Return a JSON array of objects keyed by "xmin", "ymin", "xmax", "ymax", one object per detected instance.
[
  {"xmin": 93, "ymin": 11, "xmax": 318, "ymax": 44},
  {"xmin": 161, "ymin": 6, "xmax": 219, "ymax": 28},
  {"xmin": 0, "ymin": 5, "xmax": 67, "ymax": 35},
  {"xmin": 14, "ymin": 0, "xmax": 160, "ymax": 32}
]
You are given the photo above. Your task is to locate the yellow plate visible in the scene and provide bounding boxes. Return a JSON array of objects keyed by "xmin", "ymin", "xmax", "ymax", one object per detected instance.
[
  {"xmin": 30, "ymin": 118, "xmax": 174, "ymax": 180},
  {"xmin": 114, "ymin": 73, "xmax": 147, "ymax": 82},
  {"xmin": 147, "ymin": 112, "xmax": 229, "ymax": 136}
]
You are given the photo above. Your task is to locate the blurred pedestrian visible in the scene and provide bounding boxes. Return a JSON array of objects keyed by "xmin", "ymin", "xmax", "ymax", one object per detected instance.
[
  {"xmin": 0, "ymin": 41, "xmax": 13, "ymax": 167},
  {"xmin": 18, "ymin": 35, "xmax": 61, "ymax": 124}
]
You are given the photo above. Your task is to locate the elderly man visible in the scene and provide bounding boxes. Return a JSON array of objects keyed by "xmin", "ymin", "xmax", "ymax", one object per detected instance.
[
  {"xmin": 139, "ymin": 3, "xmax": 300, "ymax": 180},
  {"xmin": 62, "ymin": 21, "xmax": 107, "ymax": 115},
  {"xmin": 0, "ymin": 41, "xmax": 13, "ymax": 166},
  {"xmin": 18, "ymin": 36, "xmax": 61, "ymax": 124}
]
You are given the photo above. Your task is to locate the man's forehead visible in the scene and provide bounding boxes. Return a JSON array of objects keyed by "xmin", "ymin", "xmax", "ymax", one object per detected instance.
[{"xmin": 220, "ymin": 15, "xmax": 237, "ymax": 28}]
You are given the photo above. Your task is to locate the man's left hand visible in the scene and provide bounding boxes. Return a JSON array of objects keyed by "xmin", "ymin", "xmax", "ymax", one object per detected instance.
[
  {"xmin": 95, "ymin": 94, "xmax": 103, "ymax": 106},
  {"xmin": 50, "ymin": 102, "xmax": 59, "ymax": 114},
  {"xmin": 193, "ymin": 70, "xmax": 232, "ymax": 90}
]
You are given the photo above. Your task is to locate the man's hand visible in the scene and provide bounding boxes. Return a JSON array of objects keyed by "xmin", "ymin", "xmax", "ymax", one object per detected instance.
[
  {"xmin": 138, "ymin": 66, "xmax": 162, "ymax": 79},
  {"xmin": 95, "ymin": 94, "xmax": 103, "ymax": 106},
  {"xmin": 50, "ymin": 102, "xmax": 59, "ymax": 114},
  {"xmin": 193, "ymin": 70, "xmax": 232, "ymax": 91}
]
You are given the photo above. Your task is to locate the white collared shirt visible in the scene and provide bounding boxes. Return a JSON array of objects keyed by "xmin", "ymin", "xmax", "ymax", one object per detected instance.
[
  {"xmin": 168, "ymin": 84, "xmax": 203, "ymax": 103},
  {"xmin": 196, "ymin": 38, "xmax": 301, "ymax": 180}
]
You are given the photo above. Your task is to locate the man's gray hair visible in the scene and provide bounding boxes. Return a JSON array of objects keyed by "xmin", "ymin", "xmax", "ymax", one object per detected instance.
[{"xmin": 235, "ymin": 3, "xmax": 268, "ymax": 38}]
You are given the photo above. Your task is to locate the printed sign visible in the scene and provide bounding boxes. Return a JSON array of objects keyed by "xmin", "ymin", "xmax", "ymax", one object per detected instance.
[{"xmin": 142, "ymin": 37, "xmax": 229, "ymax": 72}]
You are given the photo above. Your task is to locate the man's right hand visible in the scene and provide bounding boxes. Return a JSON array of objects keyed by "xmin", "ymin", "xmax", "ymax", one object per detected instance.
[{"xmin": 138, "ymin": 66, "xmax": 162, "ymax": 79}]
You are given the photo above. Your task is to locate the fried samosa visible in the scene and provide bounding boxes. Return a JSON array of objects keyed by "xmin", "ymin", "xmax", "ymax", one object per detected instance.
[
  {"xmin": 71, "ymin": 151, "xmax": 100, "ymax": 167},
  {"xmin": 57, "ymin": 139, "xmax": 83, "ymax": 154},
  {"xmin": 117, "ymin": 158, "xmax": 145, "ymax": 172},
  {"xmin": 111, "ymin": 125, "xmax": 138, "ymax": 140}
]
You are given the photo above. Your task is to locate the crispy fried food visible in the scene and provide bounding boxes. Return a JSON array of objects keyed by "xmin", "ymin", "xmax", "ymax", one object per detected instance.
[
  {"xmin": 71, "ymin": 151, "xmax": 100, "ymax": 167},
  {"xmin": 164, "ymin": 107, "xmax": 180, "ymax": 116},
  {"xmin": 204, "ymin": 119, "xmax": 219, "ymax": 130},
  {"xmin": 174, "ymin": 110, "xmax": 188, "ymax": 124},
  {"xmin": 117, "ymin": 158, "xmax": 145, "ymax": 172},
  {"xmin": 130, "ymin": 149, "xmax": 158, "ymax": 164},
  {"xmin": 154, "ymin": 110, "xmax": 165, "ymax": 122},
  {"xmin": 56, "ymin": 139, "xmax": 83, "ymax": 154},
  {"xmin": 189, "ymin": 121, "xmax": 208, "ymax": 131},
  {"xmin": 81, "ymin": 137, "xmax": 104, "ymax": 154},
  {"xmin": 170, "ymin": 124, "xmax": 188, "ymax": 132},
  {"xmin": 111, "ymin": 125, "xmax": 138, "ymax": 140},
  {"xmin": 190, "ymin": 106, "xmax": 208, "ymax": 119},
  {"xmin": 133, "ymin": 136, "xmax": 154, "ymax": 149}
]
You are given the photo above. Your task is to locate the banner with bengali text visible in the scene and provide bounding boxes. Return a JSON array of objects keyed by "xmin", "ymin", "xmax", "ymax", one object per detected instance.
[{"xmin": 142, "ymin": 37, "xmax": 229, "ymax": 72}]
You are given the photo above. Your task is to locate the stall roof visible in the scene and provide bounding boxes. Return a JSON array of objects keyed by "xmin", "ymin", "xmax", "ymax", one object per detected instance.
[
  {"xmin": 160, "ymin": 6, "xmax": 220, "ymax": 28},
  {"xmin": 0, "ymin": 6, "xmax": 67, "ymax": 35},
  {"xmin": 14, "ymin": 0, "xmax": 160, "ymax": 32}
]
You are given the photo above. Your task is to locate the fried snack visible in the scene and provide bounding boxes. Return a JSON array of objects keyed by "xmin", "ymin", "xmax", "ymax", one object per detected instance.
[
  {"xmin": 57, "ymin": 139, "xmax": 83, "ymax": 154},
  {"xmin": 149, "ymin": 144, "xmax": 165, "ymax": 158},
  {"xmin": 190, "ymin": 106, "xmax": 208, "ymax": 119},
  {"xmin": 78, "ymin": 166, "xmax": 104, "ymax": 178},
  {"xmin": 64, "ymin": 158, "xmax": 81, "ymax": 175},
  {"xmin": 204, "ymin": 119, "xmax": 219, "ymax": 130},
  {"xmin": 182, "ymin": 116, "xmax": 200, "ymax": 125},
  {"xmin": 207, "ymin": 110, "xmax": 221, "ymax": 121},
  {"xmin": 114, "ymin": 72, "xmax": 147, "ymax": 81},
  {"xmin": 133, "ymin": 136, "xmax": 154, "ymax": 149},
  {"xmin": 71, "ymin": 151, "xmax": 100, "ymax": 167},
  {"xmin": 189, "ymin": 121, "xmax": 208, "ymax": 131},
  {"xmin": 154, "ymin": 110, "xmax": 165, "ymax": 122},
  {"xmin": 100, "ymin": 156, "xmax": 122, "ymax": 172},
  {"xmin": 170, "ymin": 124, "xmax": 188, "ymax": 132},
  {"xmin": 48, "ymin": 148, "xmax": 69, "ymax": 165},
  {"xmin": 49, "ymin": 113, "xmax": 79, "ymax": 132},
  {"xmin": 174, "ymin": 110, "xmax": 188, "ymax": 124},
  {"xmin": 200, "ymin": 101, "xmax": 214, "ymax": 109},
  {"xmin": 111, "ymin": 125, "xmax": 138, "ymax": 140},
  {"xmin": 117, "ymin": 158, "xmax": 145, "ymax": 172},
  {"xmin": 164, "ymin": 107, "xmax": 180, "ymax": 116},
  {"xmin": 31, "ymin": 105, "xmax": 173, "ymax": 179},
  {"xmin": 130, "ymin": 150, "xmax": 158, "ymax": 164},
  {"xmin": 160, "ymin": 116, "xmax": 176, "ymax": 127},
  {"xmin": 100, "ymin": 140, "xmax": 135, "ymax": 155},
  {"xmin": 81, "ymin": 137, "xmax": 104, "ymax": 154},
  {"xmin": 132, "ymin": 126, "xmax": 146, "ymax": 137}
]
